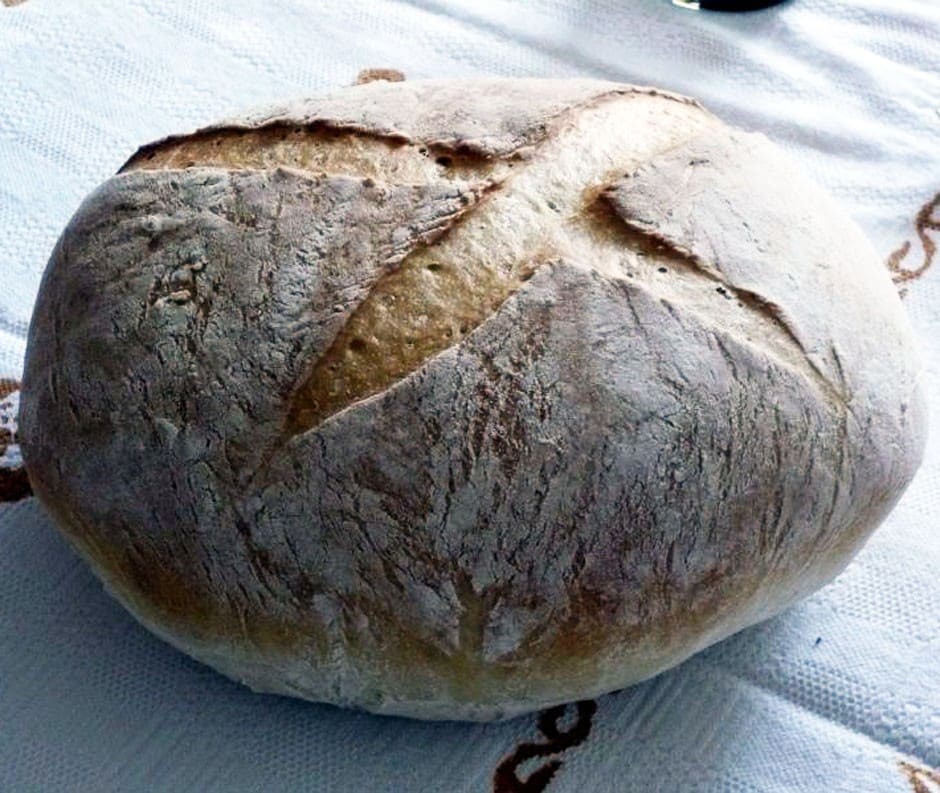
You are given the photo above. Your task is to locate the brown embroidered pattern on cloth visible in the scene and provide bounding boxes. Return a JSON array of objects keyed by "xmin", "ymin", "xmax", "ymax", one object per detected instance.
[
  {"xmin": 493, "ymin": 700, "xmax": 597, "ymax": 792},
  {"xmin": 899, "ymin": 760, "xmax": 940, "ymax": 793},
  {"xmin": 1, "ymin": 1, "xmax": 29, "ymax": 7},
  {"xmin": 355, "ymin": 68, "xmax": 406, "ymax": 85},
  {"xmin": 0, "ymin": 380, "xmax": 30, "ymax": 503},
  {"xmin": 887, "ymin": 192, "xmax": 940, "ymax": 296}
]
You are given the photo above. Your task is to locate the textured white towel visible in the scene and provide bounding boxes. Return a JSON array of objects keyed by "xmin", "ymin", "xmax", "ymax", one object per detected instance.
[{"xmin": 1, "ymin": 1, "xmax": 938, "ymax": 791}]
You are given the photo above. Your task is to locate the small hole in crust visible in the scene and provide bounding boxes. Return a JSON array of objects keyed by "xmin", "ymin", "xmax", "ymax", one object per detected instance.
[
  {"xmin": 436, "ymin": 156, "xmax": 453, "ymax": 168},
  {"xmin": 426, "ymin": 262, "xmax": 443, "ymax": 272},
  {"xmin": 658, "ymin": 267, "xmax": 668, "ymax": 274},
  {"xmin": 349, "ymin": 338, "xmax": 367, "ymax": 353}
]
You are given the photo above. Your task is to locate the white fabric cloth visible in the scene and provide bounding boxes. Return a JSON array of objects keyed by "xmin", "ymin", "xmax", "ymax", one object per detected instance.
[{"xmin": 1, "ymin": 1, "xmax": 938, "ymax": 790}]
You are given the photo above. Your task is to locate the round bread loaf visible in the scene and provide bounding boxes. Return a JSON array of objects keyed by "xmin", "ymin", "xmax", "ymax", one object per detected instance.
[{"xmin": 20, "ymin": 78, "xmax": 927, "ymax": 721}]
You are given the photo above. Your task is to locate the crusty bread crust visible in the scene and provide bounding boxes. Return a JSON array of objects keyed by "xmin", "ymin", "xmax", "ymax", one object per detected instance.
[{"xmin": 21, "ymin": 79, "xmax": 926, "ymax": 720}]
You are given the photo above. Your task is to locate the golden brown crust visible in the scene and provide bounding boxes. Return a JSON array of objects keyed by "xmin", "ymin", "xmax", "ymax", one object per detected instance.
[
  {"xmin": 284, "ymin": 200, "xmax": 530, "ymax": 433},
  {"xmin": 123, "ymin": 123, "xmax": 494, "ymax": 181}
]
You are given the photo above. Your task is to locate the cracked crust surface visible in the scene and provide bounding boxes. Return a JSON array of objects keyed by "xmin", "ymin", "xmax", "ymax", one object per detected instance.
[{"xmin": 21, "ymin": 78, "xmax": 927, "ymax": 721}]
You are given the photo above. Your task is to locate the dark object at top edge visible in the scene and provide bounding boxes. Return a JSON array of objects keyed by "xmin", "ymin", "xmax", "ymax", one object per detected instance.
[{"xmin": 675, "ymin": 0, "xmax": 789, "ymax": 11}]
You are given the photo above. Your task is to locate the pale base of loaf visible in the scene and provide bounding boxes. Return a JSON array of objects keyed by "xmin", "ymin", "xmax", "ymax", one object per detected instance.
[
  {"xmin": 114, "ymin": 545, "xmax": 870, "ymax": 721},
  {"xmin": 47, "ymin": 477, "xmax": 886, "ymax": 721}
]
